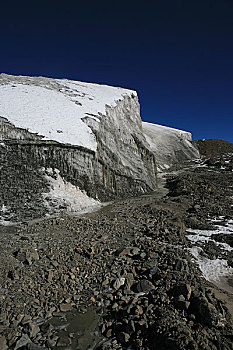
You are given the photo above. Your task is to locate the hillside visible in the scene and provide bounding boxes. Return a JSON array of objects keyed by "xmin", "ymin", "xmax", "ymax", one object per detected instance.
[{"xmin": 193, "ymin": 139, "xmax": 233, "ymax": 158}]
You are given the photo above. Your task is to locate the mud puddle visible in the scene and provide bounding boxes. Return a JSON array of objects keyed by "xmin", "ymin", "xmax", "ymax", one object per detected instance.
[{"xmin": 45, "ymin": 308, "xmax": 103, "ymax": 350}]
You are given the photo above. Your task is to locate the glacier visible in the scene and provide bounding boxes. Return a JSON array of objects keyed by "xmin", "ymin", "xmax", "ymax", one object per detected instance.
[
  {"xmin": 143, "ymin": 121, "xmax": 199, "ymax": 172},
  {"xmin": 0, "ymin": 73, "xmax": 199, "ymax": 221}
]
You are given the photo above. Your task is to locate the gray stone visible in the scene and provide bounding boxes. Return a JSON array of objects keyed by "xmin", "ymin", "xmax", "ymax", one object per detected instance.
[
  {"xmin": 26, "ymin": 342, "xmax": 44, "ymax": 350},
  {"xmin": 15, "ymin": 335, "xmax": 31, "ymax": 350},
  {"xmin": 113, "ymin": 278, "xmax": 125, "ymax": 290},
  {"xmin": 60, "ymin": 303, "xmax": 73, "ymax": 312},
  {"xmin": 28, "ymin": 323, "xmax": 40, "ymax": 339},
  {"xmin": 0, "ymin": 336, "xmax": 7, "ymax": 350}
]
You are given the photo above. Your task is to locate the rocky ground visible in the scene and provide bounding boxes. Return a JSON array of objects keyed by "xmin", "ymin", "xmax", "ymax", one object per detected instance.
[
  {"xmin": 193, "ymin": 139, "xmax": 233, "ymax": 158},
  {"xmin": 0, "ymin": 152, "xmax": 233, "ymax": 350}
]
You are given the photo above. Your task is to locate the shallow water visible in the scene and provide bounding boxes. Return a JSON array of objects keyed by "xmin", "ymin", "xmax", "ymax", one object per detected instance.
[{"xmin": 47, "ymin": 308, "xmax": 103, "ymax": 350}]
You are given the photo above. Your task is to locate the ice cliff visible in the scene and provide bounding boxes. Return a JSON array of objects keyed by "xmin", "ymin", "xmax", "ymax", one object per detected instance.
[
  {"xmin": 143, "ymin": 122, "xmax": 199, "ymax": 172},
  {"xmin": 0, "ymin": 73, "xmax": 199, "ymax": 221}
]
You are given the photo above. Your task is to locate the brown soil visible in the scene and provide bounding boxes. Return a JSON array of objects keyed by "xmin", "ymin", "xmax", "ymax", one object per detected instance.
[{"xmin": 193, "ymin": 139, "xmax": 233, "ymax": 158}]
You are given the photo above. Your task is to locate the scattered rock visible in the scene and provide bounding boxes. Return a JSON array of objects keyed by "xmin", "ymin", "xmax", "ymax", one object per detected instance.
[{"xmin": 0, "ymin": 157, "xmax": 233, "ymax": 350}]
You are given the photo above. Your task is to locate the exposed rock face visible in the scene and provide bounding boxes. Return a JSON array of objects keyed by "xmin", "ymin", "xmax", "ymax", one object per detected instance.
[{"xmin": 143, "ymin": 122, "xmax": 199, "ymax": 171}]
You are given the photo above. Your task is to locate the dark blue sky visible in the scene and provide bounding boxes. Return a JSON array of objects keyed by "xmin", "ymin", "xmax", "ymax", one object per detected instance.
[{"xmin": 1, "ymin": 0, "xmax": 233, "ymax": 142}]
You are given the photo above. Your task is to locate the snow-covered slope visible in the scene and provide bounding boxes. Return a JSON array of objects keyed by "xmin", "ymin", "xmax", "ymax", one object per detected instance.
[
  {"xmin": 143, "ymin": 122, "xmax": 199, "ymax": 171},
  {"xmin": 0, "ymin": 73, "xmax": 200, "ymax": 223},
  {"xmin": 0, "ymin": 74, "xmax": 136, "ymax": 150},
  {"xmin": 0, "ymin": 74, "xmax": 157, "ymax": 220}
]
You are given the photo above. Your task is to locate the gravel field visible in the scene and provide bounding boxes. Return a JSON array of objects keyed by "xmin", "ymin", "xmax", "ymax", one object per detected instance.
[{"xmin": 0, "ymin": 155, "xmax": 233, "ymax": 350}]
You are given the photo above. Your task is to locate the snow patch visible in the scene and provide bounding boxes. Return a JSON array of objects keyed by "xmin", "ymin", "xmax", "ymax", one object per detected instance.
[
  {"xmin": 42, "ymin": 168, "xmax": 101, "ymax": 215},
  {"xmin": 187, "ymin": 219, "xmax": 233, "ymax": 237},
  {"xmin": 1, "ymin": 204, "xmax": 8, "ymax": 213},
  {"xmin": 187, "ymin": 232, "xmax": 233, "ymax": 252},
  {"xmin": 0, "ymin": 219, "xmax": 14, "ymax": 226},
  {"xmin": 187, "ymin": 218, "xmax": 233, "ymax": 282},
  {"xmin": 188, "ymin": 246, "xmax": 233, "ymax": 282}
]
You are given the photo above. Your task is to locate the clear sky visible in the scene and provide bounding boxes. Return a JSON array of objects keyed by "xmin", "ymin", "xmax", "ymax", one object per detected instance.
[{"xmin": 1, "ymin": 0, "xmax": 233, "ymax": 142}]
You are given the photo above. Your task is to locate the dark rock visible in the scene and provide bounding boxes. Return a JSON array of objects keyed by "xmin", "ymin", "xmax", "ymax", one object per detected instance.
[
  {"xmin": 57, "ymin": 336, "xmax": 72, "ymax": 347},
  {"xmin": 175, "ymin": 259, "xmax": 183, "ymax": 271},
  {"xmin": 174, "ymin": 295, "xmax": 190, "ymax": 310},
  {"xmin": 7, "ymin": 269, "xmax": 19, "ymax": 280},
  {"xmin": 118, "ymin": 332, "xmax": 130, "ymax": 343},
  {"xmin": 191, "ymin": 296, "xmax": 219, "ymax": 326},
  {"xmin": 172, "ymin": 283, "xmax": 192, "ymax": 300},
  {"xmin": 134, "ymin": 279, "xmax": 155, "ymax": 293},
  {"xmin": 22, "ymin": 315, "xmax": 32, "ymax": 325}
]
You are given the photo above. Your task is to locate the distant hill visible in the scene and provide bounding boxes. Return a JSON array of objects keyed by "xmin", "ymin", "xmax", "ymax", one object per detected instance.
[{"xmin": 193, "ymin": 139, "xmax": 233, "ymax": 158}]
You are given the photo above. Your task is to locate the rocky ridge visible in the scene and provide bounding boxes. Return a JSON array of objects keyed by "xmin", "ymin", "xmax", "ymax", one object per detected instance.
[{"xmin": 193, "ymin": 139, "xmax": 233, "ymax": 159}]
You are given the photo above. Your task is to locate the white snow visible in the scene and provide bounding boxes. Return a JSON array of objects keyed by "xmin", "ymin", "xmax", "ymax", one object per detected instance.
[
  {"xmin": 142, "ymin": 121, "xmax": 199, "ymax": 171},
  {"xmin": 0, "ymin": 204, "xmax": 8, "ymax": 213},
  {"xmin": 187, "ymin": 218, "xmax": 233, "ymax": 282},
  {"xmin": 187, "ymin": 232, "xmax": 233, "ymax": 252},
  {"xmin": 143, "ymin": 122, "xmax": 193, "ymax": 145},
  {"xmin": 0, "ymin": 205, "xmax": 14, "ymax": 226},
  {"xmin": 188, "ymin": 246, "xmax": 233, "ymax": 282},
  {"xmin": 0, "ymin": 219, "xmax": 13, "ymax": 226},
  {"xmin": 187, "ymin": 219, "xmax": 233, "ymax": 238},
  {"xmin": 0, "ymin": 76, "xmax": 137, "ymax": 150},
  {"xmin": 42, "ymin": 168, "xmax": 101, "ymax": 214}
]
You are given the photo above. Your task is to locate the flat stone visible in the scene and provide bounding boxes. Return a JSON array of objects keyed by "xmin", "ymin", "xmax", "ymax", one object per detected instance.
[
  {"xmin": 15, "ymin": 334, "xmax": 31, "ymax": 350},
  {"xmin": 57, "ymin": 336, "xmax": 71, "ymax": 347},
  {"xmin": 27, "ymin": 342, "xmax": 45, "ymax": 350},
  {"xmin": 135, "ymin": 279, "xmax": 155, "ymax": 293},
  {"xmin": 60, "ymin": 303, "xmax": 73, "ymax": 312},
  {"xmin": 28, "ymin": 323, "xmax": 40, "ymax": 338},
  {"xmin": 0, "ymin": 336, "xmax": 7, "ymax": 350},
  {"xmin": 119, "ymin": 247, "xmax": 140, "ymax": 257}
]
